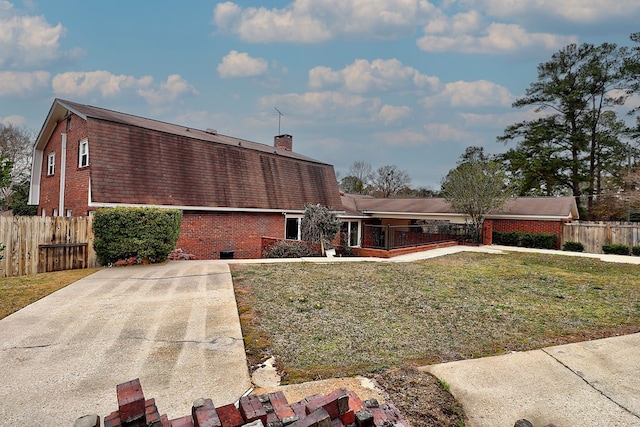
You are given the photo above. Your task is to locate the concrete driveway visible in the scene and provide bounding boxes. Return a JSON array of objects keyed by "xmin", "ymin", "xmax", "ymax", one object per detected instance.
[{"xmin": 0, "ymin": 261, "xmax": 250, "ymax": 425}]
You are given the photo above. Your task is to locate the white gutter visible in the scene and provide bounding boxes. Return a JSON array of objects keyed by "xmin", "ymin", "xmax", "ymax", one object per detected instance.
[
  {"xmin": 363, "ymin": 212, "xmax": 468, "ymax": 220},
  {"xmin": 58, "ymin": 133, "xmax": 67, "ymax": 216},
  {"xmin": 358, "ymin": 211, "xmax": 573, "ymax": 222},
  {"xmin": 485, "ymin": 214, "xmax": 574, "ymax": 221}
]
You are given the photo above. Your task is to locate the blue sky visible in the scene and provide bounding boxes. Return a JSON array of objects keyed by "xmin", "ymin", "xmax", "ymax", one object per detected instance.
[{"xmin": 1, "ymin": 0, "xmax": 638, "ymax": 189}]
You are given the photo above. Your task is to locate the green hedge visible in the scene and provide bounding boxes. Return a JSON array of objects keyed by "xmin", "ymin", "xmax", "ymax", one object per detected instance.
[
  {"xmin": 93, "ymin": 207, "xmax": 182, "ymax": 265},
  {"xmin": 633, "ymin": 246, "xmax": 640, "ymax": 256},
  {"xmin": 562, "ymin": 241, "xmax": 584, "ymax": 252},
  {"xmin": 493, "ymin": 231, "xmax": 558, "ymax": 249},
  {"xmin": 602, "ymin": 244, "xmax": 629, "ymax": 255}
]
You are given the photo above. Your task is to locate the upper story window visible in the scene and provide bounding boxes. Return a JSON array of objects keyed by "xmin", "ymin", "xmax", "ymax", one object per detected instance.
[
  {"xmin": 47, "ymin": 152, "xmax": 55, "ymax": 175},
  {"xmin": 78, "ymin": 139, "xmax": 89, "ymax": 168}
]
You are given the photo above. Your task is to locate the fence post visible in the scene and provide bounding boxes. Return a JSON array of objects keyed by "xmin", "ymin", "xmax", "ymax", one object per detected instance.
[{"xmin": 385, "ymin": 225, "xmax": 390, "ymax": 251}]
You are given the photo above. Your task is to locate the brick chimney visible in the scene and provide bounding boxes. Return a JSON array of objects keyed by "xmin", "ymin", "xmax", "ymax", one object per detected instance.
[{"xmin": 274, "ymin": 134, "xmax": 292, "ymax": 151}]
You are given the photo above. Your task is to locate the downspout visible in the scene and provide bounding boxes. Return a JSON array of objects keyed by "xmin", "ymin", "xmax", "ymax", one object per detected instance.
[{"xmin": 58, "ymin": 133, "xmax": 66, "ymax": 216}]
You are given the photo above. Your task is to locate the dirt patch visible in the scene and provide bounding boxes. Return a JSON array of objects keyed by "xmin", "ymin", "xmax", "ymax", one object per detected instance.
[
  {"xmin": 374, "ymin": 366, "xmax": 466, "ymax": 427},
  {"xmin": 251, "ymin": 366, "xmax": 465, "ymax": 427}
]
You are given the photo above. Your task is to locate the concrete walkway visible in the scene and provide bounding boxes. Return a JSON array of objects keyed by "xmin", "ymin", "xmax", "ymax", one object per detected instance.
[
  {"xmin": 423, "ymin": 333, "xmax": 640, "ymax": 427},
  {"xmin": 0, "ymin": 261, "xmax": 250, "ymax": 425}
]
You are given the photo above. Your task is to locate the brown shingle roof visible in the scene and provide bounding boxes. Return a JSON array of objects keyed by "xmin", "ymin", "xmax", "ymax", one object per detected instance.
[
  {"xmin": 58, "ymin": 99, "xmax": 321, "ymax": 163},
  {"xmin": 341, "ymin": 194, "xmax": 578, "ymax": 219},
  {"xmin": 40, "ymin": 99, "xmax": 342, "ymax": 211}
]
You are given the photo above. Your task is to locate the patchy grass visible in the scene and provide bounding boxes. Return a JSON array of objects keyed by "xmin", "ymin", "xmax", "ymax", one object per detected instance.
[
  {"xmin": 232, "ymin": 252, "xmax": 640, "ymax": 383},
  {"xmin": 0, "ymin": 268, "xmax": 101, "ymax": 319}
]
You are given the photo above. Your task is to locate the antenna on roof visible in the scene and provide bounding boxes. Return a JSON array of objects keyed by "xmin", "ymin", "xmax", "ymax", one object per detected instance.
[{"xmin": 274, "ymin": 107, "xmax": 284, "ymax": 135}]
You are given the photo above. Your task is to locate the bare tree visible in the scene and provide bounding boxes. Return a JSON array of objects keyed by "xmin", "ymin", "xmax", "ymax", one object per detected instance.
[
  {"xmin": 371, "ymin": 165, "xmax": 411, "ymax": 198},
  {"xmin": 0, "ymin": 124, "xmax": 33, "ymax": 203},
  {"xmin": 623, "ymin": 166, "xmax": 640, "ymax": 219},
  {"xmin": 340, "ymin": 161, "xmax": 373, "ymax": 194},
  {"xmin": 348, "ymin": 161, "xmax": 373, "ymax": 184},
  {"xmin": 441, "ymin": 159, "xmax": 513, "ymax": 240}
]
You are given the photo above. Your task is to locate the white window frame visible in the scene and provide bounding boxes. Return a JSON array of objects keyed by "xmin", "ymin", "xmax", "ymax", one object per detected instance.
[
  {"xmin": 47, "ymin": 152, "xmax": 55, "ymax": 175},
  {"xmin": 341, "ymin": 220, "xmax": 361, "ymax": 247},
  {"xmin": 285, "ymin": 215, "xmax": 303, "ymax": 240},
  {"xmin": 78, "ymin": 138, "xmax": 89, "ymax": 167}
]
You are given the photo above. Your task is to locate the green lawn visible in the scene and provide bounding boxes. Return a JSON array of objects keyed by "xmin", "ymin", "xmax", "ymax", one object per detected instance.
[{"xmin": 232, "ymin": 252, "xmax": 640, "ymax": 383}]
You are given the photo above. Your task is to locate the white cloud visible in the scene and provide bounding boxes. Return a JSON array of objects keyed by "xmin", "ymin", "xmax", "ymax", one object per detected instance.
[
  {"xmin": 423, "ymin": 80, "xmax": 514, "ymax": 108},
  {"xmin": 217, "ymin": 50, "xmax": 269, "ymax": 79},
  {"xmin": 213, "ymin": 0, "xmax": 436, "ymax": 43},
  {"xmin": 0, "ymin": 2, "xmax": 80, "ymax": 68},
  {"xmin": 52, "ymin": 71, "xmax": 153, "ymax": 97},
  {"xmin": 0, "ymin": 71, "xmax": 49, "ymax": 96},
  {"xmin": 417, "ymin": 12, "xmax": 576, "ymax": 54},
  {"xmin": 137, "ymin": 74, "xmax": 199, "ymax": 105},
  {"xmin": 259, "ymin": 91, "xmax": 408, "ymax": 124},
  {"xmin": 372, "ymin": 129, "xmax": 432, "ymax": 147},
  {"xmin": 378, "ymin": 105, "xmax": 412, "ymax": 124},
  {"xmin": 1, "ymin": 114, "xmax": 26, "ymax": 126},
  {"xmin": 52, "ymin": 71, "xmax": 198, "ymax": 105},
  {"xmin": 308, "ymin": 58, "xmax": 439, "ymax": 93},
  {"xmin": 423, "ymin": 123, "xmax": 470, "ymax": 141},
  {"xmin": 261, "ymin": 91, "xmax": 380, "ymax": 117},
  {"xmin": 480, "ymin": 0, "xmax": 640, "ymax": 24}
]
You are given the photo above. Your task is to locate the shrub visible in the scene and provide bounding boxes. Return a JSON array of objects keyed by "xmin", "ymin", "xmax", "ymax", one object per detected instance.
[
  {"xmin": 263, "ymin": 240, "xmax": 315, "ymax": 258},
  {"xmin": 521, "ymin": 233, "xmax": 558, "ymax": 249},
  {"xmin": 341, "ymin": 246, "xmax": 354, "ymax": 257},
  {"xmin": 493, "ymin": 231, "xmax": 558, "ymax": 249},
  {"xmin": 633, "ymin": 246, "xmax": 640, "ymax": 256},
  {"xmin": 602, "ymin": 244, "xmax": 629, "ymax": 255},
  {"xmin": 563, "ymin": 241, "xmax": 584, "ymax": 252},
  {"xmin": 93, "ymin": 207, "xmax": 182, "ymax": 265},
  {"xmin": 492, "ymin": 231, "xmax": 519, "ymax": 246}
]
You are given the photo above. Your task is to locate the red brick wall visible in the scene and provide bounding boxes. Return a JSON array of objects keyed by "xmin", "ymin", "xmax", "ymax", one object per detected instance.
[
  {"xmin": 487, "ymin": 218, "xmax": 565, "ymax": 249},
  {"xmin": 351, "ymin": 241, "xmax": 458, "ymax": 258},
  {"xmin": 38, "ymin": 114, "xmax": 91, "ymax": 216},
  {"xmin": 177, "ymin": 211, "xmax": 285, "ymax": 259}
]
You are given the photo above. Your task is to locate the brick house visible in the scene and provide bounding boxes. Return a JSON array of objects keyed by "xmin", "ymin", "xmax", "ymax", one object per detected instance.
[
  {"xmin": 339, "ymin": 194, "xmax": 579, "ymax": 251},
  {"xmin": 28, "ymin": 99, "xmax": 342, "ymax": 259}
]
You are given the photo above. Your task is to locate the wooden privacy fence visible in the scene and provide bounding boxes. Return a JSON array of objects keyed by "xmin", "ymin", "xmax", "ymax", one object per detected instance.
[
  {"xmin": 563, "ymin": 221, "xmax": 640, "ymax": 254},
  {"xmin": 0, "ymin": 216, "xmax": 97, "ymax": 277}
]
